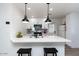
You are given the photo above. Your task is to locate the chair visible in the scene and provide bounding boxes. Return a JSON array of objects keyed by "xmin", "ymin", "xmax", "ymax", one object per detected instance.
[
  {"xmin": 17, "ymin": 48, "xmax": 32, "ymax": 56},
  {"xmin": 44, "ymin": 48, "xmax": 58, "ymax": 56}
]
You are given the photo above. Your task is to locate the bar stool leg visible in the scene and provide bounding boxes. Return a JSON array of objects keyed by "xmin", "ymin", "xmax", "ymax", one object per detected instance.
[
  {"xmin": 52, "ymin": 53, "xmax": 54, "ymax": 56},
  {"xmin": 18, "ymin": 53, "xmax": 20, "ymax": 56},
  {"xmin": 21, "ymin": 53, "xmax": 22, "ymax": 56},
  {"xmin": 30, "ymin": 53, "xmax": 31, "ymax": 56},
  {"xmin": 28, "ymin": 54, "xmax": 29, "ymax": 56},
  {"xmin": 55, "ymin": 53, "xmax": 57, "ymax": 56},
  {"xmin": 44, "ymin": 53, "xmax": 45, "ymax": 56},
  {"xmin": 46, "ymin": 53, "xmax": 47, "ymax": 56},
  {"xmin": 44, "ymin": 53, "xmax": 47, "ymax": 56},
  {"xmin": 28, "ymin": 53, "xmax": 31, "ymax": 56}
]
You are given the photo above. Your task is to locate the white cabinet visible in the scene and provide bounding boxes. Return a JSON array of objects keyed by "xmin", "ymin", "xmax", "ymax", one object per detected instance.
[
  {"xmin": 59, "ymin": 25, "xmax": 65, "ymax": 31},
  {"xmin": 48, "ymin": 24, "xmax": 55, "ymax": 33},
  {"xmin": 58, "ymin": 25, "xmax": 66, "ymax": 38}
]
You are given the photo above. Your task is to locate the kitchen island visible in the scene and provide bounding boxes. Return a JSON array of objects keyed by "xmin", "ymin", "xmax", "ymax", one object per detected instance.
[
  {"xmin": 11, "ymin": 35, "xmax": 70, "ymax": 43},
  {"xmin": 11, "ymin": 35, "xmax": 70, "ymax": 56}
]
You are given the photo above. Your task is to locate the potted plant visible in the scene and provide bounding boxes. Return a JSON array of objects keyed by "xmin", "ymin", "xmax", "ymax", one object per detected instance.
[{"xmin": 16, "ymin": 32, "xmax": 23, "ymax": 38}]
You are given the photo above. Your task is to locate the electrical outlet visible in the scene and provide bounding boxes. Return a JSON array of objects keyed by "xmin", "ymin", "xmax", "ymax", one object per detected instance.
[{"xmin": 6, "ymin": 21, "xmax": 10, "ymax": 24}]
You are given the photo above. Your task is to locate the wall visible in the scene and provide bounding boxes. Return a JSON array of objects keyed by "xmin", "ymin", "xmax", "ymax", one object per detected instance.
[
  {"xmin": 66, "ymin": 12, "xmax": 79, "ymax": 48},
  {"xmin": 0, "ymin": 3, "xmax": 28, "ymax": 56}
]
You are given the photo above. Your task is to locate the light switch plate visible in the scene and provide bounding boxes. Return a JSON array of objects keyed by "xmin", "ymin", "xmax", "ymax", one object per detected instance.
[{"xmin": 6, "ymin": 21, "xmax": 10, "ymax": 24}]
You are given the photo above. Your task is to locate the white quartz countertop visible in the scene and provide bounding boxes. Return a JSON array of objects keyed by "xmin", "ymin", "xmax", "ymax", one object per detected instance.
[{"xmin": 11, "ymin": 35, "xmax": 71, "ymax": 43}]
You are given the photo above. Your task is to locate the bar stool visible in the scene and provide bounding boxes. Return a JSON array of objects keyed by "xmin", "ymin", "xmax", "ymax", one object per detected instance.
[
  {"xmin": 17, "ymin": 48, "xmax": 32, "ymax": 56},
  {"xmin": 44, "ymin": 48, "xmax": 58, "ymax": 56}
]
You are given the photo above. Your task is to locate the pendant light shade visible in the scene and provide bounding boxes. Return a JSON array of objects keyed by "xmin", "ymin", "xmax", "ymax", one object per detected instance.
[
  {"xmin": 45, "ymin": 3, "xmax": 51, "ymax": 22},
  {"xmin": 45, "ymin": 16, "xmax": 51, "ymax": 22},
  {"xmin": 22, "ymin": 3, "xmax": 29, "ymax": 23}
]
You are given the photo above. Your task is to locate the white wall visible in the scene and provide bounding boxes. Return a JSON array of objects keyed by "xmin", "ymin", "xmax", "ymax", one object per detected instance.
[
  {"xmin": 66, "ymin": 12, "xmax": 79, "ymax": 48},
  {"xmin": 0, "ymin": 3, "xmax": 30, "ymax": 56}
]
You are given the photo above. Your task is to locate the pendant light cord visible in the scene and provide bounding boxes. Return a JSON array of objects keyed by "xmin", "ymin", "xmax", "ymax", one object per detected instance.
[
  {"xmin": 25, "ymin": 3, "xmax": 27, "ymax": 16},
  {"xmin": 45, "ymin": 3, "xmax": 51, "ymax": 22},
  {"xmin": 22, "ymin": 3, "xmax": 29, "ymax": 22},
  {"xmin": 47, "ymin": 3, "xmax": 50, "ymax": 17}
]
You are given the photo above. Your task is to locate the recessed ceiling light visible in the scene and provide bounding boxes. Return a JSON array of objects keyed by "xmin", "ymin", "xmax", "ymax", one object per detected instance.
[
  {"xmin": 49, "ymin": 8, "xmax": 53, "ymax": 11},
  {"xmin": 27, "ymin": 8, "xmax": 31, "ymax": 10}
]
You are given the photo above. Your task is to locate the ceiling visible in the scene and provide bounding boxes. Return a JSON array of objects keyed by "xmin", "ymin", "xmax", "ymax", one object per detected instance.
[{"xmin": 13, "ymin": 3, "xmax": 79, "ymax": 18}]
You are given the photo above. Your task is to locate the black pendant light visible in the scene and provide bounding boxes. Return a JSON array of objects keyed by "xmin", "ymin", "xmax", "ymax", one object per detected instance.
[
  {"xmin": 45, "ymin": 3, "xmax": 51, "ymax": 22},
  {"xmin": 22, "ymin": 3, "xmax": 29, "ymax": 23}
]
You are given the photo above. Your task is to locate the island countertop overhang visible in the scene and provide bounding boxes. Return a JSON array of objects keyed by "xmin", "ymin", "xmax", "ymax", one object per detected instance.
[{"xmin": 10, "ymin": 35, "xmax": 71, "ymax": 43}]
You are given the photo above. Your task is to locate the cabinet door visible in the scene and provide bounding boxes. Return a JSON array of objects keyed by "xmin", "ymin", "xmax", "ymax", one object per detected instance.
[
  {"xmin": 48, "ymin": 24, "xmax": 54, "ymax": 33},
  {"xmin": 59, "ymin": 30, "xmax": 65, "ymax": 37},
  {"xmin": 59, "ymin": 25, "xmax": 65, "ymax": 31},
  {"xmin": 59, "ymin": 25, "xmax": 66, "ymax": 38}
]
